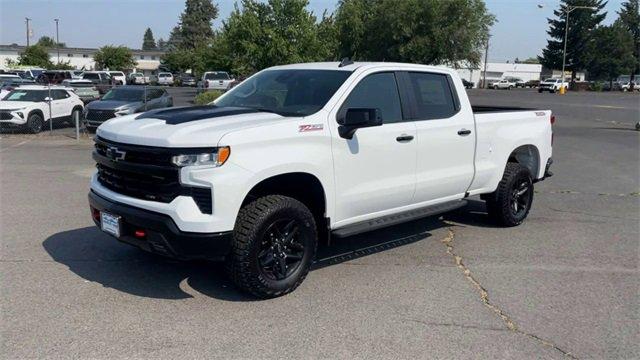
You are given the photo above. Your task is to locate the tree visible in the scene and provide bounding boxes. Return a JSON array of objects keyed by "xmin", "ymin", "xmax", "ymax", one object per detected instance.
[
  {"xmin": 179, "ymin": 0, "xmax": 219, "ymax": 49},
  {"xmin": 157, "ymin": 38, "xmax": 167, "ymax": 50},
  {"xmin": 17, "ymin": 45, "xmax": 52, "ymax": 68},
  {"xmin": 210, "ymin": 0, "xmax": 330, "ymax": 76},
  {"xmin": 617, "ymin": 0, "xmax": 640, "ymax": 88},
  {"xmin": 333, "ymin": 0, "xmax": 494, "ymax": 67},
  {"xmin": 36, "ymin": 36, "xmax": 65, "ymax": 48},
  {"xmin": 142, "ymin": 28, "xmax": 157, "ymax": 50},
  {"xmin": 587, "ymin": 23, "xmax": 635, "ymax": 88},
  {"xmin": 539, "ymin": 0, "xmax": 607, "ymax": 81},
  {"xmin": 518, "ymin": 57, "xmax": 541, "ymax": 64},
  {"xmin": 166, "ymin": 26, "xmax": 184, "ymax": 50},
  {"xmin": 161, "ymin": 48, "xmax": 195, "ymax": 73},
  {"xmin": 93, "ymin": 46, "xmax": 136, "ymax": 70}
]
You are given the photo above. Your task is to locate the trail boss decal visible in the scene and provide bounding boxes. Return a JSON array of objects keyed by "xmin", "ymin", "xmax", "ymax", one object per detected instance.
[{"xmin": 299, "ymin": 124, "xmax": 324, "ymax": 132}]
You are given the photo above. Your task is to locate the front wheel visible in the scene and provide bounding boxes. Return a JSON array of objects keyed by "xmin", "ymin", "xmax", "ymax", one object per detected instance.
[
  {"xmin": 485, "ymin": 163, "xmax": 534, "ymax": 227},
  {"xmin": 26, "ymin": 113, "xmax": 44, "ymax": 134},
  {"xmin": 226, "ymin": 195, "xmax": 317, "ymax": 298}
]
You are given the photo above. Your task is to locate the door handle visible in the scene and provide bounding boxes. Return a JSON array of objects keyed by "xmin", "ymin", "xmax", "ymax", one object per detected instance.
[
  {"xmin": 396, "ymin": 134, "xmax": 414, "ymax": 142},
  {"xmin": 457, "ymin": 129, "xmax": 472, "ymax": 136}
]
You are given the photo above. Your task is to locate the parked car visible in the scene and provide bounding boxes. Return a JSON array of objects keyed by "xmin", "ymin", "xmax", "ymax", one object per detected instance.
[
  {"xmin": 504, "ymin": 77, "xmax": 525, "ymax": 88},
  {"xmin": 82, "ymin": 71, "xmax": 113, "ymax": 94},
  {"xmin": 493, "ymin": 79, "xmax": 514, "ymax": 90},
  {"xmin": 538, "ymin": 78, "xmax": 569, "ymax": 93},
  {"xmin": 88, "ymin": 61, "xmax": 554, "ymax": 298},
  {"xmin": 61, "ymin": 79, "xmax": 101, "ymax": 104},
  {"xmin": 36, "ymin": 70, "xmax": 72, "ymax": 85},
  {"xmin": 202, "ymin": 71, "xmax": 235, "ymax": 91},
  {"xmin": 461, "ymin": 79, "xmax": 474, "ymax": 89},
  {"xmin": 620, "ymin": 81, "xmax": 640, "ymax": 92},
  {"xmin": 157, "ymin": 72, "xmax": 174, "ymax": 86},
  {"xmin": 524, "ymin": 80, "xmax": 540, "ymax": 88},
  {"xmin": 177, "ymin": 73, "xmax": 197, "ymax": 87},
  {"xmin": 83, "ymin": 86, "xmax": 172, "ymax": 131},
  {"xmin": 8, "ymin": 68, "xmax": 44, "ymax": 80},
  {"xmin": 108, "ymin": 71, "xmax": 126, "ymax": 85},
  {"xmin": 71, "ymin": 70, "xmax": 84, "ymax": 80},
  {"xmin": 128, "ymin": 72, "xmax": 146, "ymax": 85},
  {"xmin": 0, "ymin": 77, "xmax": 37, "ymax": 100},
  {"xmin": 0, "ymin": 85, "xmax": 84, "ymax": 133}
]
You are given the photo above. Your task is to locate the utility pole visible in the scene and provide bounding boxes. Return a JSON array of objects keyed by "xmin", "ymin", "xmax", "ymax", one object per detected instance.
[
  {"xmin": 54, "ymin": 19, "xmax": 60, "ymax": 64},
  {"xmin": 559, "ymin": 5, "xmax": 597, "ymax": 94},
  {"xmin": 482, "ymin": 35, "xmax": 490, "ymax": 89},
  {"xmin": 25, "ymin": 18, "xmax": 31, "ymax": 46}
]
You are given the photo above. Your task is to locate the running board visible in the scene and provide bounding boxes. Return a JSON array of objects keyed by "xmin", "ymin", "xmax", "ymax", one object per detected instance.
[{"xmin": 332, "ymin": 200, "xmax": 467, "ymax": 238}]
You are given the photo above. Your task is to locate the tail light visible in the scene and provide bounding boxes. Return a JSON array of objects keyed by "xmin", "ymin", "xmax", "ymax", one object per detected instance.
[{"xmin": 550, "ymin": 115, "xmax": 556, "ymax": 125}]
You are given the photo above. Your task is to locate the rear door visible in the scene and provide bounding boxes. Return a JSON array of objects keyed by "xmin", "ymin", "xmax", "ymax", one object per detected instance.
[
  {"xmin": 51, "ymin": 89, "xmax": 71, "ymax": 118},
  {"xmin": 403, "ymin": 71, "xmax": 475, "ymax": 203},
  {"xmin": 331, "ymin": 71, "xmax": 417, "ymax": 225}
]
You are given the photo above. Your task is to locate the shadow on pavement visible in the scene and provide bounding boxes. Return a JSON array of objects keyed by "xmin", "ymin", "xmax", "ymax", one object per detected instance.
[{"xmin": 43, "ymin": 201, "xmax": 492, "ymax": 301}]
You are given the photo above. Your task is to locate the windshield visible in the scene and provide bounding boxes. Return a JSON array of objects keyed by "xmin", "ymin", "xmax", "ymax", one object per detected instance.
[
  {"xmin": 101, "ymin": 88, "xmax": 144, "ymax": 102},
  {"xmin": 110, "ymin": 72, "xmax": 124, "ymax": 76},
  {"xmin": 205, "ymin": 72, "xmax": 230, "ymax": 80},
  {"xmin": 214, "ymin": 69, "xmax": 352, "ymax": 117},
  {"xmin": 31, "ymin": 70, "xmax": 43, "ymax": 77},
  {"xmin": 159, "ymin": 73, "xmax": 171, "ymax": 77},
  {"xmin": 4, "ymin": 89, "xmax": 47, "ymax": 102},
  {"xmin": 83, "ymin": 73, "xmax": 99, "ymax": 80}
]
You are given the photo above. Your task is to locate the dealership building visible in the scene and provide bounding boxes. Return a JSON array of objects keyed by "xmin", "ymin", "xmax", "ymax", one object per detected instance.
[
  {"xmin": 457, "ymin": 62, "xmax": 543, "ymax": 88},
  {"xmin": 0, "ymin": 44, "xmax": 165, "ymax": 77}
]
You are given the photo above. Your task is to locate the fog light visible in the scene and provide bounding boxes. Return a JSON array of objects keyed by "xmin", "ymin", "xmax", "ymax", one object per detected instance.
[{"xmin": 90, "ymin": 207, "xmax": 100, "ymax": 222}]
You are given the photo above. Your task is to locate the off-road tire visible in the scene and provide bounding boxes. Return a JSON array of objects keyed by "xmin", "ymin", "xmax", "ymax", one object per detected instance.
[
  {"xmin": 226, "ymin": 195, "xmax": 317, "ymax": 298},
  {"xmin": 26, "ymin": 113, "xmax": 44, "ymax": 134},
  {"xmin": 485, "ymin": 163, "xmax": 534, "ymax": 227}
]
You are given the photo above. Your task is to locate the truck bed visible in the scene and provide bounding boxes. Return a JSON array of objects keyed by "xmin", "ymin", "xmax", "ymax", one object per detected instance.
[{"xmin": 472, "ymin": 105, "xmax": 537, "ymax": 113}]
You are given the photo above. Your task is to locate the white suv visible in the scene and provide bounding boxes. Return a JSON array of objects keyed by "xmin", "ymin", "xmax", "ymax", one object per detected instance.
[
  {"xmin": 0, "ymin": 85, "xmax": 84, "ymax": 133},
  {"xmin": 157, "ymin": 72, "xmax": 174, "ymax": 86}
]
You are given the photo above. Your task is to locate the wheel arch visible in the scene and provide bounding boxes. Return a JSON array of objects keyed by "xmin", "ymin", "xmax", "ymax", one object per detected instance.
[
  {"xmin": 241, "ymin": 172, "xmax": 328, "ymax": 227},
  {"xmin": 507, "ymin": 144, "xmax": 540, "ymax": 179}
]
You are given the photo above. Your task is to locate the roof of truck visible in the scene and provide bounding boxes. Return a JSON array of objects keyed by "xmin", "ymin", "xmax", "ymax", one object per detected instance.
[{"xmin": 268, "ymin": 61, "xmax": 447, "ymax": 72}]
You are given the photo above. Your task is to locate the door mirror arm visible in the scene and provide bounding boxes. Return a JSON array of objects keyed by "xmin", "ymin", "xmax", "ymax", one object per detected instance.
[{"xmin": 337, "ymin": 108, "xmax": 383, "ymax": 139}]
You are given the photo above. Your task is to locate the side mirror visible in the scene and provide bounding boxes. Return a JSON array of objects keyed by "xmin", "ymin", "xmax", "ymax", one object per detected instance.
[
  {"xmin": 337, "ymin": 108, "xmax": 383, "ymax": 139},
  {"xmin": 44, "ymin": 97, "xmax": 52, "ymax": 102}
]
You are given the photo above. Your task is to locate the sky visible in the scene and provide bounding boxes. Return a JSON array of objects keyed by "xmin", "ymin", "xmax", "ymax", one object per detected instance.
[{"xmin": 0, "ymin": 0, "xmax": 625, "ymax": 62}]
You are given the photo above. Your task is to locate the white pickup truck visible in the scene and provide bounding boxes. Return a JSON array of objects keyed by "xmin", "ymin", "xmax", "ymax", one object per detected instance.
[
  {"xmin": 538, "ymin": 78, "xmax": 569, "ymax": 93},
  {"xmin": 201, "ymin": 71, "xmax": 235, "ymax": 91},
  {"xmin": 88, "ymin": 61, "xmax": 554, "ymax": 298}
]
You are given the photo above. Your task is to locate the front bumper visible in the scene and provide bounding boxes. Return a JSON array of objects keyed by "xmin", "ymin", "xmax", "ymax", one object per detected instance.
[{"xmin": 89, "ymin": 190, "xmax": 232, "ymax": 261}]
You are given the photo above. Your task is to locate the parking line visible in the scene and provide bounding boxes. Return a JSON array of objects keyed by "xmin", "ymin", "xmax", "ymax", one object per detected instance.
[{"xmin": 0, "ymin": 139, "xmax": 33, "ymax": 153}]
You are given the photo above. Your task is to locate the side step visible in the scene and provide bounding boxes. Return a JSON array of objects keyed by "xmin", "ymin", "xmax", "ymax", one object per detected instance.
[{"xmin": 332, "ymin": 200, "xmax": 467, "ymax": 238}]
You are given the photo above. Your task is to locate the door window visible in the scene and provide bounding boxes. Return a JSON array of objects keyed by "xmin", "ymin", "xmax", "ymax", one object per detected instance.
[
  {"xmin": 341, "ymin": 72, "xmax": 403, "ymax": 124},
  {"xmin": 407, "ymin": 72, "xmax": 457, "ymax": 120},
  {"xmin": 52, "ymin": 90, "xmax": 70, "ymax": 100}
]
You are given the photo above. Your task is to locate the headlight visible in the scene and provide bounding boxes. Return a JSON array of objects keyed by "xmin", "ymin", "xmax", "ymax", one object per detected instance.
[
  {"xmin": 114, "ymin": 107, "xmax": 134, "ymax": 116},
  {"xmin": 171, "ymin": 147, "xmax": 230, "ymax": 167}
]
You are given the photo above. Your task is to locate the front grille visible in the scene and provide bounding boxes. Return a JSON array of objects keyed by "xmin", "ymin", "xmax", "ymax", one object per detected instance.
[
  {"xmin": 0, "ymin": 111, "xmax": 13, "ymax": 120},
  {"xmin": 86, "ymin": 109, "xmax": 116, "ymax": 122},
  {"xmin": 94, "ymin": 138, "xmax": 212, "ymax": 214}
]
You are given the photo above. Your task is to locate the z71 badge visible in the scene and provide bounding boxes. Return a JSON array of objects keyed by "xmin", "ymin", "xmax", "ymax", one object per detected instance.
[{"xmin": 299, "ymin": 124, "xmax": 324, "ymax": 132}]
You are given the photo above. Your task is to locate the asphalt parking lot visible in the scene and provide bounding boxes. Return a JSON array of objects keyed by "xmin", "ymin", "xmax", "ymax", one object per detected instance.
[{"xmin": 1, "ymin": 89, "xmax": 638, "ymax": 358}]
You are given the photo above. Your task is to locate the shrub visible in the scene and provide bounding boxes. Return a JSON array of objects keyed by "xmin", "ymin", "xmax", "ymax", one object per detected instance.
[{"xmin": 194, "ymin": 90, "xmax": 223, "ymax": 105}]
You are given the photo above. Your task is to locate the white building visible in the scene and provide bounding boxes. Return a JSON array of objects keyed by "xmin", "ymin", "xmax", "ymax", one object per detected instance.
[
  {"xmin": 0, "ymin": 44, "xmax": 165, "ymax": 76},
  {"xmin": 457, "ymin": 62, "xmax": 543, "ymax": 88}
]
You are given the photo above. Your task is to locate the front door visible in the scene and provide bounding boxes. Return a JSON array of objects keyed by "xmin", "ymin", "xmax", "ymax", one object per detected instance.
[{"xmin": 331, "ymin": 72, "xmax": 417, "ymax": 227}]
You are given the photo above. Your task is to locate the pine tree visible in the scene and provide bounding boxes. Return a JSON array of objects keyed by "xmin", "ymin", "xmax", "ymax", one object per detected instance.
[
  {"xmin": 539, "ymin": 0, "xmax": 607, "ymax": 81},
  {"xmin": 617, "ymin": 0, "xmax": 640, "ymax": 87},
  {"xmin": 179, "ymin": 0, "xmax": 219, "ymax": 50},
  {"xmin": 142, "ymin": 28, "xmax": 157, "ymax": 50}
]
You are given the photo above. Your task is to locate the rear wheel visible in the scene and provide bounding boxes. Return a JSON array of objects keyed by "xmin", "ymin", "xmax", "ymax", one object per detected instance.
[
  {"xmin": 26, "ymin": 113, "xmax": 44, "ymax": 134},
  {"xmin": 226, "ymin": 195, "xmax": 317, "ymax": 298},
  {"xmin": 485, "ymin": 163, "xmax": 534, "ymax": 227}
]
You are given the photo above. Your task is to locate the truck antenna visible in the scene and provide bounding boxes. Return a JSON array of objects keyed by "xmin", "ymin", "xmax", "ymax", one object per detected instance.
[{"xmin": 339, "ymin": 57, "xmax": 354, "ymax": 68}]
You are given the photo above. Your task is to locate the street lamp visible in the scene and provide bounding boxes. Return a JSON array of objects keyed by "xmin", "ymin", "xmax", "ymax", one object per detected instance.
[
  {"xmin": 25, "ymin": 18, "xmax": 31, "ymax": 46},
  {"xmin": 54, "ymin": 19, "xmax": 60, "ymax": 64}
]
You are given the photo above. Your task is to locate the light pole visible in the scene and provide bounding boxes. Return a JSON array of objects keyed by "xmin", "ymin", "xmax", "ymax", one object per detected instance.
[
  {"xmin": 54, "ymin": 19, "xmax": 60, "ymax": 64},
  {"xmin": 559, "ymin": 5, "xmax": 597, "ymax": 94},
  {"xmin": 482, "ymin": 35, "xmax": 491, "ymax": 89},
  {"xmin": 25, "ymin": 18, "xmax": 31, "ymax": 46}
]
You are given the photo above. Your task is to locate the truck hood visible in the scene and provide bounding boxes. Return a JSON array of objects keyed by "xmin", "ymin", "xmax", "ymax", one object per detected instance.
[{"xmin": 96, "ymin": 106, "xmax": 289, "ymax": 147}]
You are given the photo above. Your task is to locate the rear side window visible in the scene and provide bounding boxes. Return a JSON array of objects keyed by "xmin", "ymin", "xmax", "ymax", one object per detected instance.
[
  {"xmin": 52, "ymin": 89, "xmax": 70, "ymax": 99},
  {"xmin": 341, "ymin": 72, "xmax": 403, "ymax": 124},
  {"xmin": 407, "ymin": 72, "xmax": 457, "ymax": 120}
]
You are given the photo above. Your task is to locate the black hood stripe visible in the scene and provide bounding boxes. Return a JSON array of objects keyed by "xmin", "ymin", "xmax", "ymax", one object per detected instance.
[{"xmin": 136, "ymin": 105, "xmax": 260, "ymax": 124}]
